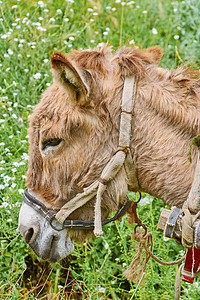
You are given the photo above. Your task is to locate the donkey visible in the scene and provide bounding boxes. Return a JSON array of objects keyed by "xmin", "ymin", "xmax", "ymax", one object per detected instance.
[{"xmin": 18, "ymin": 45, "xmax": 200, "ymax": 263}]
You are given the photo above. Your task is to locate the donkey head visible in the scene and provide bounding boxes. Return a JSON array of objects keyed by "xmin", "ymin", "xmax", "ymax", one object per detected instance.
[{"xmin": 18, "ymin": 46, "xmax": 163, "ymax": 262}]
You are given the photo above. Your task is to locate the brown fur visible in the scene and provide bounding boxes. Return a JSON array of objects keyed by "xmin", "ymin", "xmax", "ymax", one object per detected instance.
[{"xmin": 26, "ymin": 45, "xmax": 200, "ymax": 243}]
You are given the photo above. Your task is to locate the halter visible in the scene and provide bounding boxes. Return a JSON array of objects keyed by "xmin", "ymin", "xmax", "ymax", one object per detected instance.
[
  {"xmin": 23, "ymin": 189, "xmax": 132, "ymax": 231},
  {"xmin": 22, "ymin": 76, "xmax": 139, "ymax": 236}
]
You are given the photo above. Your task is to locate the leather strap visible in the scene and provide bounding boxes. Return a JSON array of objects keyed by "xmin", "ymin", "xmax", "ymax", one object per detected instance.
[{"xmin": 23, "ymin": 189, "xmax": 132, "ymax": 231}]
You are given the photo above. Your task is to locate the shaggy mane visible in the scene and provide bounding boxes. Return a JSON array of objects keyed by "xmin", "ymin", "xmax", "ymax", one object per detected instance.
[{"xmin": 67, "ymin": 46, "xmax": 113, "ymax": 75}]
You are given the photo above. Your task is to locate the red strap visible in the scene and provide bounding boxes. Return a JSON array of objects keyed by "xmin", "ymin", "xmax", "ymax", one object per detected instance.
[{"xmin": 182, "ymin": 247, "xmax": 200, "ymax": 283}]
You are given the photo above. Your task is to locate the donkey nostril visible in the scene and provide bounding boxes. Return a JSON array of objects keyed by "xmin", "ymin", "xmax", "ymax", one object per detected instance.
[{"xmin": 25, "ymin": 228, "xmax": 34, "ymax": 244}]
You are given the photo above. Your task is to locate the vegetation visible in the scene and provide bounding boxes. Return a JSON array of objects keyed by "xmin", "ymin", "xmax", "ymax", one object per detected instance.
[{"xmin": 0, "ymin": 0, "xmax": 200, "ymax": 298}]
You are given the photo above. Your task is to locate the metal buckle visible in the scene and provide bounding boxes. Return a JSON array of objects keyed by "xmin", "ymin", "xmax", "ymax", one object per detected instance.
[{"xmin": 49, "ymin": 218, "xmax": 65, "ymax": 231}]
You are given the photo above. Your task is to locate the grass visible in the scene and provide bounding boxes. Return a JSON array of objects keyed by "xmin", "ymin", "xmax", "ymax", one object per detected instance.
[{"xmin": 0, "ymin": 0, "xmax": 200, "ymax": 299}]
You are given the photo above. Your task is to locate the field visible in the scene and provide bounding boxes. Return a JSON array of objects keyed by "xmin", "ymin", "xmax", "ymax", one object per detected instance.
[{"xmin": 0, "ymin": 0, "xmax": 200, "ymax": 299}]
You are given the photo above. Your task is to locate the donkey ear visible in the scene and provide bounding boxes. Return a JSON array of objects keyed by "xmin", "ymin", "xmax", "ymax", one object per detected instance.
[
  {"xmin": 51, "ymin": 51, "xmax": 92, "ymax": 106},
  {"xmin": 140, "ymin": 46, "xmax": 163, "ymax": 64}
]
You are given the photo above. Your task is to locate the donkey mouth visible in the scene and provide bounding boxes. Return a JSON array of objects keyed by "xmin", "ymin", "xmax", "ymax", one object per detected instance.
[{"xmin": 27, "ymin": 233, "xmax": 74, "ymax": 263}]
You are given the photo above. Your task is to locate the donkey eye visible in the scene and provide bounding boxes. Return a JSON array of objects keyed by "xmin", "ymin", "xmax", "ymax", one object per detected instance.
[{"xmin": 42, "ymin": 138, "xmax": 62, "ymax": 150}]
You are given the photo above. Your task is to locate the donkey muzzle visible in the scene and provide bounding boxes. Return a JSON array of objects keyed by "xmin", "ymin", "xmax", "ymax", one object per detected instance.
[{"xmin": 18, "ymin": 202, "xmax": 74, "ymax": 263}]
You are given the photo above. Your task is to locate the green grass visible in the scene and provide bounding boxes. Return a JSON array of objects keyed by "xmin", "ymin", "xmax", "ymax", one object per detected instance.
[{"xmin": 0, "ymin": 0, "xmax": 200, "ymax": 299}]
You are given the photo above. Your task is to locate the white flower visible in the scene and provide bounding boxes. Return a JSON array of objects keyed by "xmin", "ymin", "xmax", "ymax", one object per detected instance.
[
  {"xmin": 115, "ymin": 257, "xmax": 119, "ymax": 261},
  {"xmin": 24, "ymin": 69, "xmax": 29, "ymax": 73},
  {"xmin": 122, "ymin": 262, "xmax": 127, "ymax": 267},
  {"xmin": 37, "ymin": 1, "xmax": 46, "ymax": 7},
  {"xmin": 87, "ymin": 8, "xmax": 93, "ymax": 12},
  {"xmin": 111, "ymin": 280, "xmax": 115, "ymax": 284},
  {"xmin": 163, "ymin": 236, "xmax": 170, "ymax": 242},
  {"xmin": 1, "ymin": 34, "xmax": 8, "ymax": 39},
  {"xmin": 174, "ymin": 35, "xmax": 179, "ymax": 40},
  {"xmin": 152, "ymin": 28, "xmax": 158, "ymax": 35},
  {"xmin": 179, "ymin": 250, "xmax": 185, "ymax": 257},
  {"xmin": 63, "ymin": 18, "xmax": 69, "ymax": 22},
  {"xmin": 37, "ymin": 26, "xmax": 46, "ymax": 32},
  {"xmin": 8, "ymin": 49, "xmax": 14, "ymax": 55},
  {"xmin": 143, "ymin": 10, "xmax": 147, "ymax": 14},
  {"xmin": 104, "ymin": 242, "xmax": 109, "ymax": 249},
  {"xmin": 21, "ymin": 153, "xmax": 29, "ymax": 160},
  {"xmin": 11, "ymin": 168, "xmax": 17, "ymax": 173},
  {"xmin": 98, "ymin": 286, "xmax": 106, "ymax": 293},
  {"xmin": 56, "ymin": 9, "xmax": 62, "ymax": 14},
  {"xmin": 43, "ymin": 59, "xmax": 49, "ymax": 63},
  {"xmin": 129, "ymin": 39, "xmax": 135, "ymax": 45},
  {"xmin": 69, "ymin": 36, "xmax": 74, "ymax": 41},
  {"xmin": 0, "ymin": 184, "xmax": 5, "ymax": 190},
  {"xmin": 49, "ymin": 17, "xmax": 55, "ymax": 22},
  {"xmin": 103, "ymin": 32, "xmax": 108, "ymax": 36},
  {"xmin": 115, "ymin": 0, "xmax": 121, "ymax": 3},
  {"xmin": 12, "ymin": 114, "xmax": 17, "ymax": 119},
  {"xmin": 18, "ymin": 189, "xmax": 24, "ymax": 195},
  {"xmin": 7, "ymin": 219, "xmax": 12, "ymax": 222},
  {"xmin": 22, "ymin": 17, "xmax": 28, "ymax": 24},
  {"xmin": 98, "ymin": 42, "xmax": 105, "ymax": 48},
  {"xmin": 33, "ymin": 73, "xmax": 41, "ymax": 79},
  {"xmin": 138, "ymin": 196, "xmax": 153, "ymax": 206},
  {"xmin": 4, "ymin": 54, "xmax": 9, "ymax": 58},
  {"xmin": 1, "ymin": 201, "xmax": 9, "ymax": 207}
]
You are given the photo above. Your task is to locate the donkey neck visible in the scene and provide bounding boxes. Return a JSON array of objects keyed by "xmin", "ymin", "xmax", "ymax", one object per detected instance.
[{"xmin": 131, "ymin": 79, "xmax": 200, "ymax": 207}]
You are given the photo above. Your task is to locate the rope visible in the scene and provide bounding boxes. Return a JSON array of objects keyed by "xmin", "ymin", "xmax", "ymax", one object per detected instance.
[
  {"xmin": 124, "ymin": 228, "xmax": 185, "ymax": 285},
  {"xmin": 175, "ymin": 263, "xmax": 184, "ymax": 300}
]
